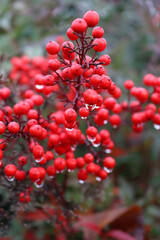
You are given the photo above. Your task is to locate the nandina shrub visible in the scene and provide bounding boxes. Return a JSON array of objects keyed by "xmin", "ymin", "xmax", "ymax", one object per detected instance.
[{"xmin": 0, "ymin": 9, "xmax": 160, "ymax": 239}]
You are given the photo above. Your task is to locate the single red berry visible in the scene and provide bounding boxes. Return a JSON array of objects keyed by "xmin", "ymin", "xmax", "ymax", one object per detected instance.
[
  {"xmin": 104, "ymin": 97, "xmax": 116, "ymax": 110},
  {"xmin": 15, "ymin": 170, "xmax": 26, "ymax": 181},
  {"xmin": 99, "ymin": 54, "xmax": 111, "ymax": 65},
  {"xmin": 109, "ymin": 114, "xmax": 121, "ymax": 128},
  {"xmin": 18, "ymin": 156, "xmax": 27, "ymax": 165},
  {"xmin": 87, "ymin": 126, "xmax": 98, "ymax": 139},
  {"xmin": 71, "ymin": 18, "xmax": 87, "ymax": 33},
  {"xmin": 83, "ymin": 10, "xmax": 99, "ymax": 27},
  {"xmin": 0, "ymin": 87, "xmax": 11, "ymax": 99},
  {"xmin": 70, "ymin": 63, "xmax": 83, "ymax": 76},
  {"xmin": 31, "ymin": 94, "xmax": 44, "ymax": 106},
  {"xmin": 93, "ymin": 38, "xmax": 107, "ymax": 52},
  {"xmin": 5, "ymin": 164, "xmax": 17, "ymax": 176},
  {"xmin": 100, "ymin": 76, "xmax": 111, "ymax": 89},
  {"xmin": 99, "ymin": 169, "xmax": 108, "ymax": 180},
  {"xmin": 29, "ymin": 167, "xmax": 41, "ymax": 181},
  {"xmin": 90, "ymin": 74, "xmax": 101, "ymax": 87},
  {"xmin": 83, "ymin": 89, "xmax": 98, "ymax": 105},
  {"xmin": 84, "ymin": 153, "xmax": 94, "ymax": 164},
  {"xmin": 46, "ymin": 41, "xmax": 60, "ymax": 55},
  {"xmin": 67, "ymin": 28, "xmax": 79, "ymax": 40},
  {"xmin": 29, "ymin": 124, "xmax": 43, "ymax": 138},
  {"xmin": 79, "ymin": 107, "xmax": 89, "ymax": 119},
  {"xmin": 66, "ymin": 158, "xmax": 77, "ymax": 171},
  {"xmin": 92, "ymin": 26, "xmax": 104, "ymax": 38},
  {"xmin": 0, "ymin": 121, "xmax": 6, "ymax": 134},
  {"xmin": 77, "ymin": 169, "xmax": 88, "ymax": 182},
  {"xmin": 0, "ymin": 149, "xmax": 3, "ymax": 160},
  {"xmin": 8, "ymin": 122, "xmax": 20, "ymax": 133},
  {"xmin": 45, "ymin": 151, "xmax": 54, "ymax": 161},
  {"xmin": 48, "ymin": 59, "xmax": 60, "ymax": 71},
  {"xmin": 32, "ymin": 145, "xmax": 44, "ymax": 159},
  {"xmin": 76, "ymin": 157, "xmax": 85, "ymax": 168},
  {"xmin": 43, "ymin": 75, "xmax": 55, "ymax": 86},
  {"xmin": 64, "ymin": 108, "xmax": 77, "ymax": 123},
  {"xmin": 54, "ymin": 157, "xmax": 66, "ymax": 172},
  {"xmin": 124, "ymin": 80, "xmax": 134, "ymax": 90},
  {"xmin": 47, "ymin": 166, "xmax": 56, "ymax": 178},
  {"xmin": 103, "ymin": 157, "xmax": 116, "ymax": 170}
]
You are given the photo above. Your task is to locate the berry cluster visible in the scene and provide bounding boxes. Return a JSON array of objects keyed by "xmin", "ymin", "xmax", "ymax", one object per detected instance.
[{"xmin": 0, "ymin": 10, "xmax": 160, "ymax": 205}]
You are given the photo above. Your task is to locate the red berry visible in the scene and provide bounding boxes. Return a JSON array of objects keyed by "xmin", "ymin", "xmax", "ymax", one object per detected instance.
[
  {"xmin": 54, "ymin": 157, "xmax": 66, "ymax": 172},
  {"xmin": 84, "ymin": 153, "xmax": 94, "ymax": 164},
  {"xmin": 83, "ymin": 10, "xmax": 99, "ymax": 27},
  {"xmin": 29, "ymin": 167, "xmax": 41, "ymax": 181},
  {"xmin": 87, "ymin": 126, "xmax": 98, "ymax": 138},
  {"xmin": 47, "ymin": 166, "xmax": 56, "ymax": 177},
  {"xmin": 32, "ymin": 145, "xmax": 44, "ymax": 159},
  {"xmin": 66, "ymin": 158, "xmax": 77, "ymax": 171},
  {"xmin": 0, "ymin": 121, "xmax": 6, "ymax": 134},
  {"xmin": 100, "ymin": 76, "xmax": 111, "ymax": 89},
  {"xmin": 18, "ymin": 156, "xmax": 27, "ymax": 165},
  {"xmin": 64, "ymin": 108, "xmax": 77, "ymax": 123},
  {"xmin": 79, "ymin": 107, "xmax": 89, "ymax": 119},
  {"xmin": 76, "ymin": 157, "xmax": 85, "ymax": 168},
  {"xmin": 43, "ymin": 75, "xmax": 55, "ymax": 86},
  {"xmin": 30, "ymin": 124, "xmax": 43, "ymax": 138},
  {"xmin": 67, "ymin": 28, "xmax": 79, "ymax": 40},
  {"xmin": 77, "ymin": 169, "xmax": 88, "ymax": 182},
  {"xmin": 99, "ymin": 55, "xmax": 111, "ymax": 66},
  {"xmin": 71, "ymin": 18, "xmax": 87, "ymax": 33},
  {"xmin": 5, "ymin": 164, "xmax": 17, "ymax": 176},
  {"xmin": 46, "ymin": 41, "xmax": 60, "ymax": 55},
  {"xmin": 15, "ymin": 170, "xmax": 26, "ymax": 181},
  {"xmin": 124, "ymin": 80, "xmax": 134, "ymax": 90},
  {"xmin": 109, "ymin": 114, "xmax": 121, "ymax": 128},
  {"xmin": 93, "ymin": 38, "xmax": 107, "ymax": 52},
  {"xmin": 90, "ymin": 74, "xmax": 101, "ymax": 87},
  {"xmin": 48, "ymin": 59, "xmax": 60, "ymax": 71},
  {"xmin": 103, "ymin": 157, "xmax": 116, "ymax": 169},
  {"xmin": 92, "ymin": 26, "xmax": 104, "ymax": 38},
  {"xmin": 99, "ymin": 169, "xmax": 108, "ymax": 180},
  {"xmin": 104, "ymin": 97, "xmax": 116, "ymax": 110},
  {"xmin": 83, "ymin": 89, "xmax": 98, "ymax": 105},
  {"xmin": 8, "ymin": 122, "xmax": 20, "ymax": 133}
]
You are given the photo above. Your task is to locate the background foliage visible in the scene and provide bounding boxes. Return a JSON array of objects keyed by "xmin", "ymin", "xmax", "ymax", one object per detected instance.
[{"xmin": 0, "ymin": 0, "xmax": 160, "ymax": 239}]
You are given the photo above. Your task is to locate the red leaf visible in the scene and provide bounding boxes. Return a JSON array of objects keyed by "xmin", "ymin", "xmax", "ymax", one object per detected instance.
[{"xmin": 106, "ymin": 230, "xmax": 138, "ymax": 240}]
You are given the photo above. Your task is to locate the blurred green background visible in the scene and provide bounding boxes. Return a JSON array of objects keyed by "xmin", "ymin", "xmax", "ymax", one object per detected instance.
[{"xmin": 0, "ymin": 0, "xmax": 160, "ymax": 239}]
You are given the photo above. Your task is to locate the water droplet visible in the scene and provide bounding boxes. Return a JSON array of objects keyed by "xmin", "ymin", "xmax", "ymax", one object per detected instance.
[
  {"xmin": 113, "ymin": 125, "xmax": 118, "ymax": 129},
  {"xmin": 0, "ymin": 160, "xmax": 3, "ymax": 168},
  {"xmin": 35, "ymin": 84, "xmax": 44, "ymax": 90},
  {"xmin": 65, "ymin": 127, "xmax": 74, "ymax": 131},
  {"xmin": 104, "ymin": 167, "xmax": 113, "ymax": 173},
  {"xmin": 56, "ymin": 170, "xmax": 64, "ymax": 174},
  {"xmin": 104, "ymin": 120, "xmax": 108, "ymax": 125},
  {"xmin": 96, "ymin": 177, "xmax": 101, "ymax": 182},
  {"xmin": 87, "ymin": 135, "xmax": 96, "ymax": 142},
  {"xmin": 34, "ymin": 179, "xmax": 44, "ymax": 188},
  {"xmin": 49, "ymin": 176, "xmax": 55, "ymax": 179},
  {"xmin": 79, "ymin": 180, "xmax": 85, "ymax": 184},
  {"xmin": 35, "ymin": 157, "xmax": 43, "ymax": 163},
  {"xmin": 104, "ymin": 149, "xmax": 112, "ymax": 154},
  {"xmin": 71, "ymin": 145, "xmax": 76, "ymax": 151},
  {"xmin": 92, "ymin": 142, "xmax": 100, "ymax": 147},
  {"xmin": 81, "ymin": 116, "xmax": 87, "ymax": 120},
  {"xmin": 85, "ymin": 104, "xmax": 96, "ymax": 111},
  {"xmin": 153, "ymin": 124, "xmax": 160, "ymax": 130},
  {"xmin": 6, "ymin": 176, "xmax": 15, "ymax": 182},
  {"xmin": 68, "ymin": 169, "xmax": 74, "ymax": 172}
]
